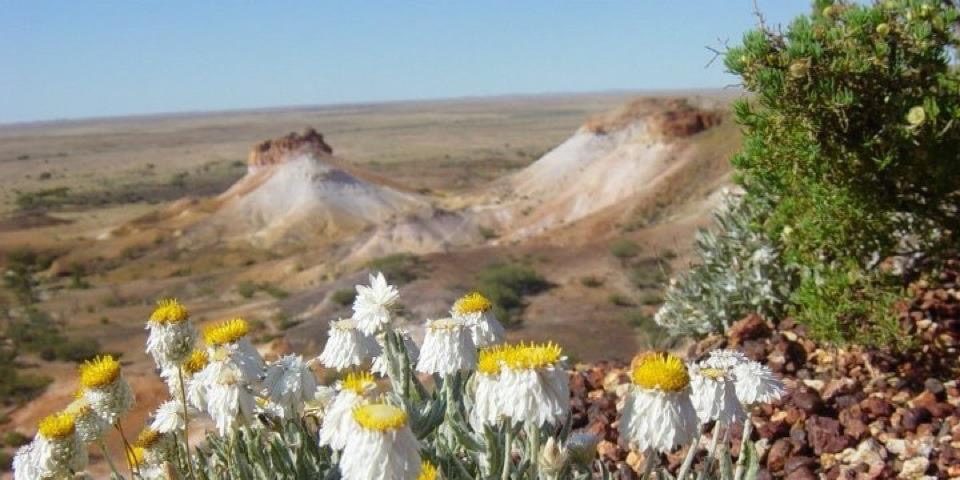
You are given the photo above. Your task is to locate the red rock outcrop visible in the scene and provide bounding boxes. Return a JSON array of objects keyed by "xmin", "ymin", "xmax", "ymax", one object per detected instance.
[{"xmin": 248, "ymin": 128, "xmax": 333, "ymax": 167}]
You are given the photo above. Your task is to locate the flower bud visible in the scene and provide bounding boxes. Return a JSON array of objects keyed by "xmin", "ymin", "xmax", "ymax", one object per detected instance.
[
  {"xmin": 875, "ymin": 23, "xmax": 890, "ymax": 36},
  {"xmin": 539, "ymin": 436, "xmax": 568, "ymax": 475},
  {"xmin": 907, "ymin": 106, "xmax": 926, "ymax": 126},
  {"xmin": 565, "ymin": 431, "xmax": 600, "ymax": 465}
]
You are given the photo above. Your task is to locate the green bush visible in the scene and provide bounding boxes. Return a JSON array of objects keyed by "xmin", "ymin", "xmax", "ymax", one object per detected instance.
[
  {"xmin": 330, "ymin": 288, "xmax": 356, "ymax": 307},
  {"xmin": 726, "ymin": 0, "xmax": 960, "ymax": 343},
  {"xmin": 367, "ymin": 253, "xmax": 424, "ymax": 285},
  {"xmin": 475, "ymin": 263, "xmax": 550, "ymax": 326},
  {"xmin": 579, "ymin": 275, "xmax": 604, "ymax": 288},
  {"xmin": 610, "ymin": 238, "xmax": 640, "ymax": 259},
  {"xmin": 236, "ymin": 281, "xmax": 258, "ymax": 299},
  {"xmin": 608, "ymin": 293, "xmax": 634, "ymax": 307}
]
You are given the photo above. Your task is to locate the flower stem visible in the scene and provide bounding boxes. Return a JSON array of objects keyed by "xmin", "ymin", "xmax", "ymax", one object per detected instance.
[
  {"xmin": 178, "ymin": 366, "xmax": 197, "ymax": 480},
  {"xmin": 733, "ymin": 414, "xmax": 753, "ymax": 480},
  {"xmin": 676, "ymin": 430, "xmax": 702, "ymax": 480},
  {"xmin": 115, "ymin": 422, "xmax": 140, "ymax": 478},
  {"xmin": 96, "ymin": 438, "xmax": 122, "ymax": 479},
  {"xmin": 640, "ymin": 448, "xmax": 657, "ymax": 479},
  {"xmin": 527, "ymin": 422, "xmax": 540, "ymax": 480},
  {"xmin": 501, "ymin": 427, "xmax": 513, "ymax": 480}
]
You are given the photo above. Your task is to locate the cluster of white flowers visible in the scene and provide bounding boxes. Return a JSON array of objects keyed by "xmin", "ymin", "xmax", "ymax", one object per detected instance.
[{"xmin": 14, "ymin": 273, "xmax": 785, "ymax": 480}]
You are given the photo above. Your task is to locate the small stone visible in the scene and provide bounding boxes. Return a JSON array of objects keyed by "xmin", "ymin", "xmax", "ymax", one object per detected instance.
[
  {"xmin": 728, "ymin": 313, "xmax": 772, "ymax": 346},
  {"xmin": 923, "ymin": 378, "xmax": 944, "ymax": 396},
  {"xmin": 625, "ymin": 450, "xmax": 644, "ymax": 472},
  {"xmin": 898, "ymin": 456, "xmax": 929, "ymax": 478},
  {"xmin": 802, "ymin": 379, "xmax": 825, "ymax": 392},
  {"xmin": 884, "ymin": 438, "xmax": 907, "ymax": 457},
  {"xmin": 767, "ymin": 438, "xmax": 795, "ymax": 472},
  {"xmin": 806, "ymin": 415, "xmax": 852, "ymax": 454}
]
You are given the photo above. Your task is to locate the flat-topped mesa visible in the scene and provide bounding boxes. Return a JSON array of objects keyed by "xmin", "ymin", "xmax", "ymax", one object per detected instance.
[
  {"xmin": 583, "ymin": 98, "xmax": 722, "ymax": 138},
  {"xmin": 248, "ymin": 128, "xmax": 334, "ymax": 167}
]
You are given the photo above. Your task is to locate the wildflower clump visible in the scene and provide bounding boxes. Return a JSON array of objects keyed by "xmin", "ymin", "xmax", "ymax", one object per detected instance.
[{"xmin": 79, "ymin": 355, "xmax": 134, "ymax": 425}]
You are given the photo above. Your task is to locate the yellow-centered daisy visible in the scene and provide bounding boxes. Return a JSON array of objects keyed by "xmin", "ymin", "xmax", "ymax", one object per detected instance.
[
  {"xmin": 79, "ymin": 355, "xmax": 122, "ymax": 389},
  {"xmin": 148, "ymin": 298, "xmax": 189, "ymax": 325},
  {"xmin": 38, "ymin": 412, "xmax": 76, "ymax": 440},
  {"xmin": 630, "ymin": 352, "xmax": 690, "ymax": 392},
  {"xmin": 203, "ymin": 318, "xmax": 249, "ymax": 346}
]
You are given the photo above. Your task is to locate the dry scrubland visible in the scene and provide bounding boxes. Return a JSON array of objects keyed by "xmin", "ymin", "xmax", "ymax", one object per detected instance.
[{"xmin": 0, "ymin": 90, "xmax": 742, "ymax": 475}]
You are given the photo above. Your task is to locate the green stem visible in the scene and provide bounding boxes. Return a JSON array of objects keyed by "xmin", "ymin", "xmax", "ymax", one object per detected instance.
[
  {"xmin": 697, "ymin": 425, "xmax": 726, "ymax": 480},
  {"xmin": 501, "ymin": 427, "xmax": 513, "ymax": 480},
  {"xmin": 640, "ymin": 448, "xmax": 657, "ymax": 480},
  {"xmin": 676, "ymin": 430, "xmax": 702, "ymax": 480},
  {"xmin": 733, "ymin": 414, "xmax": 753, "ymax": 480},
  {"xmin": 178, "ymin": 367, "xmax": 197, "ymax": 480},
  {"xmin": 527, "ymin": 422, "xmax": 540, "ymax": 480},
  {"xmin": 97, "ymin": 438, "xmax": 123, "ymax": 479},
  {"xmin": 115, "ymin": 423, "xmax": 140, "ymax": 478}
]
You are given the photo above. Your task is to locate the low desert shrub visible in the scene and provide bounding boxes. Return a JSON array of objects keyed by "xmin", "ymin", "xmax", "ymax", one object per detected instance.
[{"xmin": 475, "ymin": 262, "xmax": 549, "ymax": 326}]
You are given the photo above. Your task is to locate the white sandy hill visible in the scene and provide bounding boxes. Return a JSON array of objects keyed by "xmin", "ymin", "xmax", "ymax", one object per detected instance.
[
  {"xmin": 186, "ymin": 129, "xmax": 479, "ymax": 255},
  {"xmin": 473, "ymin": 98, "xmax": 731, "ymax": 241}
]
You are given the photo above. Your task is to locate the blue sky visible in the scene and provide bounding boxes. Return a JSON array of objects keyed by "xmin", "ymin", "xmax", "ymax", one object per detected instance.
[{"xmin": 1, "ymin": 1, "xmax": 812, "ymax": 123}]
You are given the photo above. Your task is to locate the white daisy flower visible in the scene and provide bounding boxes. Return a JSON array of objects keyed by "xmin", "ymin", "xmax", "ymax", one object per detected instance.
[
  {"xmin": 339, "ymin": 403, "xmax": 421, "ymax": 480},
  {"xmin": 416, "ymin": 317, "xmax": 476, "ymax": 376},
  {"xmin": 703, "ymin": 349, "xmax": 749, "ymax": 370},
  {"xmin": 203, "ymin": 318, "xmax": 265, "ymax": 386},
  {"xmin": 33, "ymin": 412, "xmax": 88, "ymax": 478},
  {"xmin": 689, "ymin": 363, "xmax": 745, "ymax": 425},
  {"xmin": 79, "ymin": 356, "xmax": 135, "ymax": 426},
  {"xmin": 318, "ymin": 318, "xmax": 381, "ymax": 371},
  {"xmin": 262, "ymin": 354, "xmax": 318, "ymax": 418},
  {"xmin": 145, "ymin": 299, "xmax": 198, "ymax": 370},
  {"xmin": 452, "ymin": 292, "xmax": 505, "ymax": 347},
  {"xmin": 64, "ymin": 397, "xmax": 106, "ymax": 443},
  {"xmin": 371, "ymin": 328, "xmax": 420, "ymax": 376},
  {"xmin": 620, "ymin": 353, "xmax": 698, "ymax": 453},
  {"xmin": 13, "ymin": 442, "xmax": 40, "ymax": 480},
  {"xmin": 732, "ymin": 359, "xmax": 784, "ymax": 405},
  {"xmin": 352, "ymin": 272, "xmax": 399, "ymax": 335},
  {"xmin": 486, "ymin": 343, "xmax": 569, "ymax": 427},
  {"xmin": 203, "ymin": 361, "xmax": 257, "ymax": 436},
  {"xmin": 318, "ymin": 372, "xmax": 379, "ymax": 450},
  {"xmin": 150, "ymin": 400, "xmax": 195, "ymax": 434},
  {"xmin": 469, "ymin": 370, "xmax": 502, "ymax": 428}
]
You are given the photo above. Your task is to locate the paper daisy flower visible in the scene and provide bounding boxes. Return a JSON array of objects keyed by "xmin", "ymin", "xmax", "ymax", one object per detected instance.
[
  {"xmin": 318, "ymin": 318, "xmax": 381, "ymax": 371},
  {"xmin": 79, "ymin": 355, "xmax": 135, "ymax": 425},
  {"xmin": 620, "ymin": 352, "xmax": 698, "ymax": 453},
  {"xmin": 150, "ymin": 399, "xmax": 195, "ymax": 434},
  {"xmin": 146, "ymin": 298, "xmax": 198, "ymax": 370},
  {"xmin": 372, "ymin": 328, "xmax": 420, "ymax": 376},
  {"xmin": 13, "ymin": 442, "xmax": 41, "ymax": 480},
  {"xmin": 339, "ymin": 403, "xmax": 421, "ymax": 480},
  {"xmin": 262, "ymin": 354, "xmax": 318, "ymax": 418},
  {"xmin": 63, "ymin": 397, "xmax": 106, "ymax": 443},
  {"xmin": 416, "ymin": 318, "xmax": 477, "ymax": 376},
  {"xmin": 134, "ymin": 427, "xmax": 177, "ymax": 466},
  {"xmin": 127, "ymin": 446, "xmax": 168, "ymax": 480},
  {"xmin": 689, "ymin": 362, "xmax": 745, "ymax": 425},
  {"xmin": 33, "ymin": 412, "xmax": 88, "ymax": 478},
  {"xmin": 470, "ymin": 358, "xmax": 503, "ymax": 428},
  {"xmin": 732, "ymin": 359, "xmax": 784, "ymax": 406},
  {"xmin": 452, "ymin": 292, "xmax": 505, "ymax": 347},
  {"xmin": 352, "ymin": 272, "xmax": 400, "ymax": 335},
  {"xmin": 198, "ymin": 359, "xmax": 257, "ymax": 435},
  {"xmin": 203, "ymin": 318, "xmax": 265, "ymax": 385},
  {"xmin": 318, "ymin": 371, "xmax": 378, "ymax": 450},
  {"xmin": 494, "ymin": 342, "xmax": 569, "ymax": 427}
]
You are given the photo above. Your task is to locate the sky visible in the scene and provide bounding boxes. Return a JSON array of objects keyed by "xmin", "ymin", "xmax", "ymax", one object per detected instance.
[{"xmin": 1, "ymin": 1, "xmax": 813, "ymax": 124}]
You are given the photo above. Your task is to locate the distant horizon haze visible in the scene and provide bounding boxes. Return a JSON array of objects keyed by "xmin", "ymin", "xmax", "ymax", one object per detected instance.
[{"xmin": 2, "ymin": 1, "xmax": 809, "ymax": 123}]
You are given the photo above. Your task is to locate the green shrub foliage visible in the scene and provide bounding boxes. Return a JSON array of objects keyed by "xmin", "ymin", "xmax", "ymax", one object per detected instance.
[{"xmin": 724, "ymin": 0, "xmax": 960, "ymax": 343}]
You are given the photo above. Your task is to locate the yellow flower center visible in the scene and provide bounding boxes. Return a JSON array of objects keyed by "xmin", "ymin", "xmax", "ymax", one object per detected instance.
[
  {"xmin": 453, "ymin": 292, "xmax": 492, "ymax": 315},
  {"xmin": 203, "ymin": 318, "xmax": 250, "ymax": 346},
  {"xmin": 631, "ymin": 352, "xmax": 689, "ymax": 392},
  {"xmin": 418, "ymin": 461, "xmax": 439, "ymax": 480},
  {"xmin": 352, "ymin": 404, "xmax": 407, "ymax": 431},
  {"xmin": 38, "ymin": 412, "xmax": 76, "ymax": 440},
  {"xmin": 134, "ymin": 428, "xmax": 161, "ymax": 449},
  {"xmin": 79, "ymin": 355, "xmax": 121, "ymax": 389},
  {"xmin": 341, "ymin": 371, "xmax": 377, "ymax": 395},
  {"xmin": 149, "ymin": 298, "xmax": 189, "ymax": 326},
  {"xmin": 182, "ymin": 349, "xmax": 209, "ymax": 375},
  {"xmin": 477, "ymin": 342, "xmax": 563, "ymax": 374}
]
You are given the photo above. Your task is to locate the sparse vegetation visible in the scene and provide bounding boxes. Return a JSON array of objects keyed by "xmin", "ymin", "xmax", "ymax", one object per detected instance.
[
  {"xmin": 475, "ymin": 262, "xmax": 549, "ymax": 327},
  {"xmin": 609, "ymin": 238, "xmax": 640, "ymax": 260},
  {"xmin": 607, "ymin": 292, "xmax": 633, "ymax": 307},
  {"xmin": 366, "ymin": 253, "xmax": 424, "ymax": 285},
  {"xmin": 330, "ymin": 288, "xmax": 356, "ymax": 307},
  {"xmin": 579, "ymin": 275, "xmax": 604, "ymax": 288}
]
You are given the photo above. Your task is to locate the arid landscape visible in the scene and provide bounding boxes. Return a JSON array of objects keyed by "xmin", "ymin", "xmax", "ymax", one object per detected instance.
[{"xmin": 0, "ymin": 90, "xmax": 742, "ymax": 471}]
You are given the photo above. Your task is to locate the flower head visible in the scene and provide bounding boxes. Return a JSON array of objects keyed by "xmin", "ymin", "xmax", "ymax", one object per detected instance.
[
  {"xmin": 183, "ymin": 349, "xmax": 209, "ymax": 375},
  {"xmin": 352, "ymin": 273, "xmax": 399, "ymax": 335},
  {"xmin": 150, "ymin": 400, "xmax": 192, "ymax": 434},
  {"xmin": 32, "ymin": 412, "xmax": 88, "ymax": 478},
  {"xmin": 732, "ymin": 359, "xmax": 784, "ymax": 406},
  {"xmin": 621, "ymin": 352, "xmax": 698, "ymax": 453},
  {"xmin": 149, "ymin": 298, "xmax": 190, "ymax": 326},
  {"xmin": 452, "ymin": 292, "xmax": 504, "ymax": 347},
  {"xmin": 416, "ymin": 317, "xmax": 476, "ymax": 376},
  {"xmin": 318, "ymin": 318, "xmax": 380, "ymax": 371},
  {"xmin": 38, "ymin": 412, "xmax": 75, "ymax": 440},
  {"xmin": 203, "ymin": 318, "xmax": 250, "ymax": 347},
  {"xmin": 79, "ymin": 355, "xmax": 121, "ymax": 389},
  {"xmin": 418, "ymin": 461, "xmax": 439, "ymax": 480},
  {"xmin": 262, "ymin": 354, "xmax": 318, "ymax": 418},
  {"xmin": 338, "ymin": 403, "xmax": 421, "ymax": 480},
  {"xmin": 473, "ymin": 342, "xmax": 568, "ymax": 427},
  {"xmin": 318, "ymin": 372, "xmax": 379, "ymax": 450},
  {"xmin": 453, "ymin": 292, "xmax": 492, "ymax": 315},
  {"xmin": 689, "ymin": 362, "xmax": 745, "ymax": 425}
]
